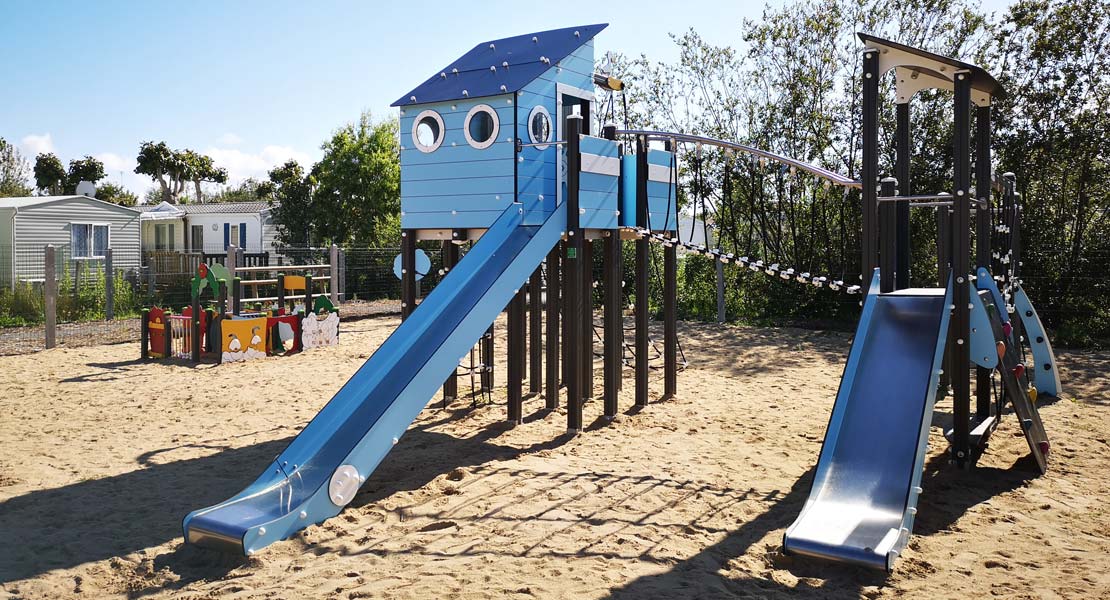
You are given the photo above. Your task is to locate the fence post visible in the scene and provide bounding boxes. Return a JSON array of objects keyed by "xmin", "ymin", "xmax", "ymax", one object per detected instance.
[
  {"xmin": 226, "ymin": 244, "xmax": 237, "ymax": 278},
  {"xmin": 105, "ymin": 248, "xmax": 115, "ymax": 321},
  {"xmin": 339, "ymin": 248, "xmax": 346, "ymax": 302},
  {"xmin": 44, "ymin": 245, "xmax": 57, "ymax": 349},
  {"xmin": 330, "ymin": 244, "xmax": 339, "ymax": 305}
]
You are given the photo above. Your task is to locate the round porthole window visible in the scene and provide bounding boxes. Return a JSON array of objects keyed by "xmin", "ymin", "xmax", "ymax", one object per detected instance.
[
  {"xmin": 464, "ymin": 104, "xmax": 499, "ymax": 149},
  {"xmin": 411, "ymin": 109, "xmax": 444, "ymax": 153},
  {"xmin": 528, "ymin": 105, "xmax": 552, "ymax": 149}
]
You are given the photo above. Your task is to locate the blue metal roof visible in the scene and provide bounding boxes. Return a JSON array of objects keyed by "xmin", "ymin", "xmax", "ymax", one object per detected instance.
[{"xmin": 391, "ymin": 23, "xmax": 607, "ymax": 107}]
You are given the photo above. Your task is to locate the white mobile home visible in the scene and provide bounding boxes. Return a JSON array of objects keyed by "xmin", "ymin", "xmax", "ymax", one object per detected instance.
[
  {"xmin": 0, "ymin": 195, "xmax": 141, "ymax": 287},
  {"xmin": 137, "ymin": 201, "xmax": 279, "ymax": 254}
]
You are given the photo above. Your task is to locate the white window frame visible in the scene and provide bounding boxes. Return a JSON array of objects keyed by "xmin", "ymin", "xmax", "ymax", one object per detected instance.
[
  {"xmin": 463, "ymin": 104, "xmax": 500, "ymax": 150},
  {"xmin": 527, "ymin": 104, "xmax": 553, "ymax": 150},
  {"xmin": 71, "ymin": 222, "xmax": 111, "ymax": 259},
  {"xmin": 556, "ymin": 83, "xmax": 596, "ymax": 206},
  {"xmin": 229, "ymin": 224, "xmax": 240, "ymax": 250},
  {"xmin": 411, "ymin": 109, "xmax": 445, "ymax": 153}
]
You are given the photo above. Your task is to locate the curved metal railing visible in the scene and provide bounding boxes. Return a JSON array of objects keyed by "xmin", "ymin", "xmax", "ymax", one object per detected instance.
[{"xmin": 614, "ymin": 129, "xmax": 861, "ymax": 189}]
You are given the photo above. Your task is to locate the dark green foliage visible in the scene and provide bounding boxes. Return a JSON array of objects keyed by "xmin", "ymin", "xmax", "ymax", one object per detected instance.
[
  {"xmin": 94, "ymin": 182, "xmax": 138, "ymax": 206},
  {"xmin": 0, "ymin": 137, "xmax": 32, "ymax": 197},
  {"xmin": 609, "ymin": 0, "xmax": 1109, "ymax": 347}
]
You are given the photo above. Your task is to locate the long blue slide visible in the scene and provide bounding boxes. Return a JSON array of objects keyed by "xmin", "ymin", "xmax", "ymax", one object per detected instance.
[
  {"xmin": 784, "ymin": 273, "xmax": 952, "ymax": 571},
  {"xmin": 183, "ymin": 203, "xmax": 566, "ymax": 554}
]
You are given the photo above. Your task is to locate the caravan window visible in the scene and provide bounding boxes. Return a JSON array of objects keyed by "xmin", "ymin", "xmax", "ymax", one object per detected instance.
[{"xmin": 71, "ymin": 223, "xmax": 110, "ymax": 258}]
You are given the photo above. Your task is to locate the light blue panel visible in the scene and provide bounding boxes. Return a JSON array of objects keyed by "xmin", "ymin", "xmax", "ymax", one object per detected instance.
[
  {"xmin": 402, "ymin": 176, "xmax": 515, "ymax": 197},
  {"xmin": 580, "ymin": 136, "xmax": 618, "ymax": 157},
  {"xmin": 580, "ymin": 172, "xmax": 618, "ymax": 194},
  {"xmin": 648, "ymin": 149, "xmax": 675, "ymax": 167},
  {"xmin": 648, "ymin": 181, "xmax": 676, "ymax": 197},
  {"xmin": 580, "ymin": 189, "xmax": 618, "ymax": 211},
  {"xmin": 520, "ymin": 76, "xmax": 558, "ymax": 100},
  {"xmin": 557, "ymin": 53, "xmax": 596, "ymax": 78},
  {"xmin": 621, "ymin": 155, "xmax": 637, "ymax": 227},
  {"xmin": 404, "ymin": 135, "xmax": 515, "ymax": 164},
  {"xmin": 398, "ymin": 94, "xmax": 516, "ymax": 121},
  {"xmin": 400, "ymin": 105, "xmax": 517, "ymax": 138},
  {"xmin": 581, "ymin": 208, "xmax": 619, "ymax": 229},
  {"xmin": 403, "ymin": 196, "xmax": 515, "ymax": 213},
  {"xmin": 647, "ymin": 212, "xmax": 677, "ymax": 231},
  {"xmin": 975, "ymin": 267, "xmax": 1010, "ymax": 325},
  {"xmin": 969, "ymin": 288, "xmax": 1000, "ymax": 369},
  {"xmin": 1013, "ymin": 286, "xmax": 1061, "ymax": 397},
  {"xmin": 402, "ymin": 160, "xmax": 514, "ymax": 182},
  {"xmin": 401, "ymin": 210, "xmax": 509, "ymax": 229},
  {"xmin": 532, "ymin": 67, "xmax": 591, "ymax": 94},
  {"xmin": 516, "ymin": 158, "xmax": 557, "ymax": 184},
  {"xmin": 518, "ymin": 176, "xmax": 557, "ymax": 196}
]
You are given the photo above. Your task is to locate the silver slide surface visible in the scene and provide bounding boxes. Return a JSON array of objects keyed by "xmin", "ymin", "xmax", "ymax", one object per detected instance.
[{"xmin": 784, "ymin": 275, "xmax": 951, "ymax": 570}]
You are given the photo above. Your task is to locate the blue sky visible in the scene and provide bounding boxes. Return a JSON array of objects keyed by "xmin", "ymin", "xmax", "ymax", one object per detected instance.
[{"xmin": 0, "ymin": 0, "xmax": 1014, "ymax": 199}]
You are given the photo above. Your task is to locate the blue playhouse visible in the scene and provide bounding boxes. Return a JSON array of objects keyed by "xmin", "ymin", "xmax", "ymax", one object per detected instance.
[{"xmin": 181, "ymin": 24, "xmax": 1059, "ymax": 574}]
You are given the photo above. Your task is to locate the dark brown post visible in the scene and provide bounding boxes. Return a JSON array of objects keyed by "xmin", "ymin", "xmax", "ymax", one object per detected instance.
[
  {"xmin": 545, "ymin": 246, "xmax": 560, "ymax": 409},
  {"xmin": 951, "ymin": 71, "xmax": 973, "ymax": 467},
  {"xmin": 529, "ymin": 266, "xmax": 542, "ymax": 394},
  {"xmin": 635, "ymin": 135, "xmax": 649, "ymax": 406},
  {"xmin": 140, "ymin": 308, "xmax": 150, "ymax": 359}
]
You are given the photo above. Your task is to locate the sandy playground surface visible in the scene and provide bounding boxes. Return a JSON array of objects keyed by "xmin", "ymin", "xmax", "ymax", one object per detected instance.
[{"xmin": 1, "ymin": 314, "xmax": 1109, "ymax": 599}]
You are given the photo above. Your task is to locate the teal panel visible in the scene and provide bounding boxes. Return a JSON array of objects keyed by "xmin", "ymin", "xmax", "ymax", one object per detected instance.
[
  {"xmin": 403, "ymin": 195, "xmax": 514, "ymax": 213},
  {"xmin": 969, "ymin": 289, "xmax": 1000, "ymax": 369},
  {"xmin": 648, "ymin": 149, "xmax": 675, "ymax": 167},
  {"xmin": 580, "ymin": 189, "xmax": 618, "ymax": 211},
  {"xmin": 580, "ymin": 172, "xmax": 618, "ymax": 193},
  {"xmin": 580, "ymin": 136, "xmax": 618, "ymax": 156},
  {"xmin": 581, "ymin": 208, "xmax": 619, "ymax": 229},
  {"xmin": 557, "ymin": 53, "xmax": 595, "ymax": 78},
  {"xmin": 516, "ymin": 156, "xmax": 557, "ymax": 181},
  {"xmin": 402, "ymin": 176, "xmax": 515, "ymax": 197},
  {"xmin": 401, "ymin": 140, "xmax": 513, "ymax": 165},
  {"xmin": 399, "ymin": 95, "xmax": 516, "ymax": 119},
  {"xmin": 401, "ymin": 210, "xmax": 507, "ymax": 230},
  {"xmin": 518, "ymin": 176, "xmax": 557, "ymax": 196},
  {"xmin": 402, "ymin": 160, "xmax": 514, "ymax": 181}
]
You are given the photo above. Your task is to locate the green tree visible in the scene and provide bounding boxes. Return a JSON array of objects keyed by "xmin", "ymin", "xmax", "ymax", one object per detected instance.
[
  {"xmin": 210, "ymin": 178, "xmax": 267, "ymax": 203},
  {"xmin": 991, "ymin": 0, "xmax": 1110, "ymax": 346},
  {"xmin": 33, "ymin": 152, "xmax": 67, "ymax": 195},
  {"xmin": 94, "ymin": 182, "xmax": 138, "ymax": 206},
  {"xmin": 0, "ymin": 138, "xmax": 32, "ymax": 197},
  {"xmin": 312, "ymin": 112, "xmax": 401, "ymax": 246},
  {"xmin": 181, "ymin": 150, "xmax": 228, "ymax": 203},
  {"xmin": 135, "ymin": 141, "xmax": 188, "ymax": 203},
  {"xmin": 260, "ymin": 160, "xmax": 315, "ymax": 246},
  {"xmin": 66, "ymin": 155, "xmax": 106, "ymax": 191}
]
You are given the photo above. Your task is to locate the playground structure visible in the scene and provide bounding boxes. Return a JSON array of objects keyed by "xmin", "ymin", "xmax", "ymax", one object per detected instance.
[
  {"xmin": 181, "ymin": 25, "xmax": 1059, "ymax": 572},
  {"xmin": 141, "ymin": 249, "xmax": 341, "ymax": 363}
]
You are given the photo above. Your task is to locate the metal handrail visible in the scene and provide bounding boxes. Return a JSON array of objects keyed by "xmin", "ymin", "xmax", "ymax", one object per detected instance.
[{"xmin": 613, "ymin": 129, "xmax": 861, "ymax": 189}]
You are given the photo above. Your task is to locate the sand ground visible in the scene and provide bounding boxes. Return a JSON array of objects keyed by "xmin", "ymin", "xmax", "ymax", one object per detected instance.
[{"xmin": 1, "ymin": 315, "xmax": 1108, "ymax": 599}]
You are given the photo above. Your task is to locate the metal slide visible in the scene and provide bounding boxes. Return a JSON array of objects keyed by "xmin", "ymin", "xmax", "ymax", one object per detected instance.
[
  {"xmin": 784, "ymin": 273, "xmax": 952, "ymax": 571},
  {"xmin": 183, "ymin": 202, "xmax": 566, "ymax": 555}
]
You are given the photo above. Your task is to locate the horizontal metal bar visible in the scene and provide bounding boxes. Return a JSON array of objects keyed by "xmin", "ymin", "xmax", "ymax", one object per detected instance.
[
  {"xmin": 877, "ymin": 194, "xmax": 952, "ymax": 202},
  {"xmin": 877, "ymin": 194, "xmax": 986, "ymax": 209},
  {"xmin": 613, "ymin": 129, "xmax": 861, "ymax": 189},
  {"xmin": 517, "ymin": 140, "xmax": 566, "ymax": 149},
  {"xmin": 239, "ymin": 278, "xmax": 279, "ymax": 285},
  {"xmin": 233, "ymin": 264, "xmax": 330, "ymax": 273}
]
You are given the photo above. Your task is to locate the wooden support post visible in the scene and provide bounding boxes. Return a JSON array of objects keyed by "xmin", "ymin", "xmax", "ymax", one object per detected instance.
[
  {"xmin": 401, "ymin": 230, "xmax": 416, "ymax": 320},
  {"xmin": 44, "ymin": 245, "xmax": 56, "ymax": 349},
  {"xmin": 880, "ymin": 178, "xmax": 897, "ymax": 294},
  {"xmin": 951, "ymin": 71, "xmax": 973, "ymax": 468},
  {"xmin": 975, "ymin": 104, "xmax": 993, "ymax": 420},
  {"xmin": 565, "ymin": 114, "xmax": 584, "ymax": 432},
  {"xmin": 664, "ymin": 229, "xmax": 677, "ymax": 400},
  {"xmin": 561, "ymin": 239, "xmax": 569, "ymax": 387},
  {"xmin": 305, "ymin": 274, "xmax": 314, "ymax": 315},
  {"xmin": 635, "ymin": 135, "xmax": 649, "ymax": 407},
  {"xmin": 545, "ymin": 246, "xmax": 560, "ymax": 409},
  {"xmin": 581, "ymin": 237, "xmax": 594, "ymax": 401},
  {"xmin": 140, "ymin": 308, "xmax": 150, "ymax": 360},
  {"xmin": 507, "ymin": 288, "xmax": 525, "ymax": 423},
  {"xmin": 862, "ymin": 48, "xmax": 880, "ymax": 280},
  {"xmin": 276, "ymin": 273, "xmax": 286, "ymax": 314},
  {"xmin": 191, "ymin": 293, "xmax": 202, "ymax": 363},
  {"xmin": 895, "ymin": 102, "xmax": 912, "ymax": 290},
  {"xmin": 105, "ymin": 248, "xmax": 114, "ymax": 320},
  {"xmin": 529, "ymin": 266, "xmax": 542, "ymax": 394},
  {"xmin": 164, "ymin": 310, "xmax": 172, "ymax": 359},
  {"xmin": 603, "ymin": 230, "xmax": 622, "ymax": 418},
  {"xmin": 330, "ymin": 244, "xmax": 340, "ymax": 305},
  {"xmin": 716, "ymin": 259, "xmax": 725, "ymax": 323},
  {"xmin": 481, "ymin": 325, "xmax": 494, "ymax": 392},
  {"xmin": 442, "ymin": 240, "xmax": 459, "ymax": 405},
  {"xmin": 232, "ymin": 277, "xmax": 242, "ymax": 315}
]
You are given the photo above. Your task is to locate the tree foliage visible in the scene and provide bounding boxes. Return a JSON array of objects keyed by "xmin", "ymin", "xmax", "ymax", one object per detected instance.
[
  {"xmin": 609, "ymin": 0, "xmax": 1108, "ymax": 346},
  {"xmin": 34, "ymin": 153, "xmax": 106, "ymax": 195},
  {"xmin": 0, "ymin": 137, "xmax": 32, "ymax": 197},
  {"xmin": 94, "ymin": 182, "xmax": 138, "ymax": 206},
  {"xmin": 33, "ymin": 153, "xmax": 67, "ymax": 195},
  {"xmin": 259, "ymin": 160, "xmax": 315, "ymax": 246},
  {"xmin": 135, "ymin": 142, "xmax": 226, "ymax": 204},
  {"xmin": 312, "ymin": 113, "xmax": 401, "ymax": 246}
]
